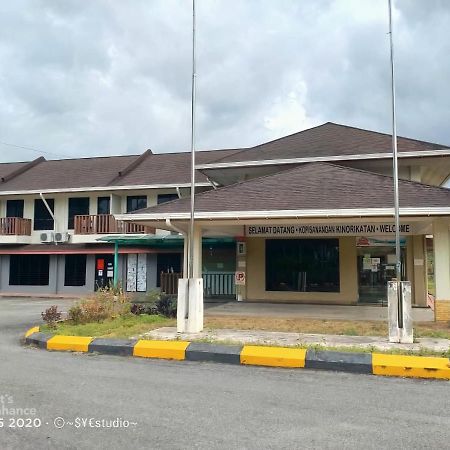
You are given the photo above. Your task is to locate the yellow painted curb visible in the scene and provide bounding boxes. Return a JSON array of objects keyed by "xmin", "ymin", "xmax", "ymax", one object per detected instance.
[
  {"xmin": 240, "ymin": 346, "xmax": 306, "ymax": 368},
  {"xmin": 47, "ymin": 335, "xmax": 93, "ymax": 352},
  {"xmin": 372, "ymin": 353, "xmax": 450, "ymax": 379},
  {"xmin": 25, "ymin": 326, "xmax": 40, "ymax": 338},
  {"xmin": 133, "ymin": 340, "xmax": 190, "ymax": 360}
]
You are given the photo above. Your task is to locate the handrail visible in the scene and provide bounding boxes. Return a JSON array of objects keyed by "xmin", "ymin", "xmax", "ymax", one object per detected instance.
[
  {"xmin": 74, "ymin": 214, "xmax": 155, "ymax": 235},
  {"xmin": 0, "ymin": 217, "xmax": 32, "ymax": 236}
]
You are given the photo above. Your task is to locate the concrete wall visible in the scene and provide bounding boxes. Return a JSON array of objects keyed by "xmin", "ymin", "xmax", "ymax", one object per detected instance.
[
  {"xmin": 244, "ymin": 234, "xmax": 427, "ymax": 306},
  {"xmin": 406, "ymin": 236, "xmax": 427, "ymax": 307},
  {"xmin": 245, "ymin": 236, "xmax": 358, "ymax": 304},
  {"xmin": 55, "ymin": 254, "xmax": 95, "ymax": 295},
  {"xmin": 0, "ymin": 254, "xmax": 99, "ymax": 295},
  {"xmin": 0, "ymin": 187, "xmax": 182, "ymax": 245}
]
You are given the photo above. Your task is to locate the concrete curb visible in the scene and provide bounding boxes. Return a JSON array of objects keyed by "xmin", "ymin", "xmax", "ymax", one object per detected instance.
[{"xmin": 24, "ymin": 327, "xmax": 450, "ymax": 380}]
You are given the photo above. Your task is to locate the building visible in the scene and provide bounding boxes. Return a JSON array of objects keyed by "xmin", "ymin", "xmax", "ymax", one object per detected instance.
[
  {"xmin": 2, "ymin": 122, "xmax": 450, "ymax": 320},
  {"xmin": 117, "ymin": 122, "xmax": 450, "ymax": 321},
  {"xmin": 0, "ymin": 148, "xmax": 239, "ymax": 296}
]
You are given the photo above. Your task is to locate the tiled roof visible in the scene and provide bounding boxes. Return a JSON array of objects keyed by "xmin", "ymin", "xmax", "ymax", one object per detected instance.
[
  {"xmin": 112, "ymin": 149, "xmax": 241, "ymax": 186},
  {"xmin": 205, "ymin": 122, "xmax": 450, "ymax": 165},
  {"xmin": 0, "ymin": 161, "xmax": 30, "ymax": 181},
  {"xmin": 0, "ymin": 149, "xmax": 240, "ymax": 192},
  {"xmin": 131, "ymin": 162, "xmax": 450, "ymax": 215}
]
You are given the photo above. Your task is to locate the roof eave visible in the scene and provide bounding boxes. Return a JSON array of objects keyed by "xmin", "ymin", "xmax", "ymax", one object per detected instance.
[
  {"xmin": 116, "ymin": 207, "xmax": 450, "ymax": 222},
  {"xmin": 0, "ymin": 182, "xmax": 211, "ymax": 196},
  {"xmin": 196, "ymin": 149, "xmax": 450, "ymax": 170}
]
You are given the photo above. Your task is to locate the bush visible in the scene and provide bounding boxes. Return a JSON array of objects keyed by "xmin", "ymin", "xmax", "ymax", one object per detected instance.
[
  {"xmin": 156, "ymin": 294, "xmax": 177, "ymax": 318},
  {"xmin": 41, "ymin": 305, "xmax": 62, "ymax": 329},
  {"xmin": 130, "ymin": 303, "xmax": 159, "ymax": 316},
  {"xmin": 68, "ymin": 305, "xmax": 84, "ymax": 325},
  {"xmin": 67, "ymin": 285, "xmax": 131, "ymax": 324}
]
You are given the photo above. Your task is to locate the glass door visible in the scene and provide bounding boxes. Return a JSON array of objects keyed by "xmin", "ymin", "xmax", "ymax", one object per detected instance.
[{"xmin": 357, "ymin": 246, "xmax": 406, "ymax": 304}]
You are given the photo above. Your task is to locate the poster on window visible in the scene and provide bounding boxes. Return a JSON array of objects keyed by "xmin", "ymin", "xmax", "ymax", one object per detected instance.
[
  {"xmin": 127, "ymin": 254, "xmax": 137, "ymax": 292},
  {"xmin": 137, "ymin": 254, "xmax": 147, "ymax": 292}
]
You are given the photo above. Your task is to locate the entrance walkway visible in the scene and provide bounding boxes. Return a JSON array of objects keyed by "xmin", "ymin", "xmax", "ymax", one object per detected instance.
[{"xmin": 204, "ymin": 301, "xmax": 434, "ymax": 322}]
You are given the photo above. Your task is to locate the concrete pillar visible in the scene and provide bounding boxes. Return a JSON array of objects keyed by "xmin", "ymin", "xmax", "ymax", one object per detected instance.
[
  {"xmin": 432, "ymin": 220, "xmax": 450, "ymax": 320},
  {"xmin": 192, "ymin": 224, "xmax": 203, "ymax": 279},
  {"xmin": 412, "ymin": 235, "xmax": 427, "ymax": 307},
  {"xmin": 177, "ymin": 224, "xmax": 203, "ymax": 333},
  {"xmin": 183, "ymin": 234, "xmax": 188, "ymax": 277}
]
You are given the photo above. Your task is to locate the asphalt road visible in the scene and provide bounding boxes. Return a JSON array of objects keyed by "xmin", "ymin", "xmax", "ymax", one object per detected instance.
[{"xmin": 1, "ymin": 297, "xmax": 450, "ymax": 450}]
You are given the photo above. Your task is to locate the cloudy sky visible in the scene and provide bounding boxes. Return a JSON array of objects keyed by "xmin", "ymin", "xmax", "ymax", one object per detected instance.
[{"xmin": 0, "ymin": 0, "xmax": 449, "ymax": 162}]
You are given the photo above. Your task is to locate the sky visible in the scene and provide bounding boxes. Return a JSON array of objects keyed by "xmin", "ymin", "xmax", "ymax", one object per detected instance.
[{"xmin": 0, "ymin": 0, "xmax": 449, "ymax": 162}]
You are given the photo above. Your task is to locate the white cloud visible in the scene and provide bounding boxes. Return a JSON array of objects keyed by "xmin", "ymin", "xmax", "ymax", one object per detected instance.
[{"xmin": 0, "ymin": 0, "xmax": 448, "ymax": 162}]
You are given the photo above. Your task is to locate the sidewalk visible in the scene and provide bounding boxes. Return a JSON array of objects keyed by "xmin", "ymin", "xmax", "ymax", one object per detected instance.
[
  {"xmin": 146, "ymin": 327, "xmax": 450, "ymax": 353},
  {"xmin": 204, "ymin": 301, "xmax": 435, "ymax": 322}
]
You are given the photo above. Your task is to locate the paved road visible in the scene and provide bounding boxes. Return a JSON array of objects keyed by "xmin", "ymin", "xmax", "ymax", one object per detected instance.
[{"xmin": 1, "ymin": 297, "xmax": 450, "ymax": 449}]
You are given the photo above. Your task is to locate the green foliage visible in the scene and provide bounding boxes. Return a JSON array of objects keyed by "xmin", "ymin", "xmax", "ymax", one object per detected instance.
[
  {"xmin": 41, "ymin": 305, "xmax": 62, "ymax": 329},
  {"xmin": 67, "ymin": 285, "xmax": 131, "ymax": 324},
  {"xmin": 41, "ymin": 314, "xmax": 172, "ymax": 338},
  {"xmin": 155, "ymin": 294, "xmax": 177, "ymax": 318},
  {"xmin": 129, "ymin": 291, "xmax": 177, "ymax": 318}
]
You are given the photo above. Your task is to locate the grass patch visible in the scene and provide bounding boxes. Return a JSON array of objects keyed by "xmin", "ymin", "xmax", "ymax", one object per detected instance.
[
  {"xmin": 203, "ymin": 315, "xmax": 450, "ymax": 340},
  {"xmin": 203, "ymin": 316, "xmax": 389, "ymax": 336},
  {"xmin": 41, "ymin": 314, "xmax": 174, "ymax": 338}
]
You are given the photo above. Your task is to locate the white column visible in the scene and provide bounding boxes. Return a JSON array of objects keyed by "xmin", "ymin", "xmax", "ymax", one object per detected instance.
[
  {"xmin": 432, "ymin": 219, "xmax": 450, "ymax": 320},
  {"xmin": 177, "ymin": 224, "xmax": 203, "ymax": 333}
]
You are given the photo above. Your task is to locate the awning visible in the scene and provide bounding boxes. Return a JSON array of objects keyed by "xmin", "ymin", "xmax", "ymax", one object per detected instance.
[
  {"xmin": 0, "ymin": 244, "xmax": 160, "ymax": 255},
  {"xmin": 97, "ymin": 234, "xmax": 236, "ymax": 248}
]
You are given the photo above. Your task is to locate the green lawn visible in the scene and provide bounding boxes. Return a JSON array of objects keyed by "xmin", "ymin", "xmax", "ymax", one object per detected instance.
[{"xmin": 41, "ymin": 314, "xmax": 174, "ymax": 338}]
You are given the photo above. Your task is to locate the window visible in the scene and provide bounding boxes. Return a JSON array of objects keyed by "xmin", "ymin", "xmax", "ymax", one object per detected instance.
[
  {"xmin": 126, "ymin": 196, "xmax": 147, "ymax": 212},
  {"xmin": 64, "ymin": 255, "xmax": 87, "ymax": 286},
  {"xmin": 9, "ymin": 254, "xmax": 50, "ymax": 285},
  {"xmin": 97, "ymin": 196, "xmax": 110, "ymax": 215},
  {"xmin": 6, "ymin": 200, "xmax": 24, "ymax": 218},
  {"xmin": 157, "ymin": 193, "xmax": 178, "ymax": 204},
  {"xmin": 33, "ymin": 199, "xmax": 54, "ymax": 231},
  {"xmin": 265, "ymin": 239, "xmax": 340, "ymax": 292},
  {"xmin": 68, "ymin": 197, "xmax": 90, "ymax": 229}
]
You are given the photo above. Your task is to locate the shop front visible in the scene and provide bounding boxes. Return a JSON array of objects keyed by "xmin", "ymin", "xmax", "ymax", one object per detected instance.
[
  {"xmin": 243, "ymin": 222, "xmax": 427, "ymax": 306},
  {"xmin": 118, "ymin": 161, "xmax": 450, "ymax": 322}
]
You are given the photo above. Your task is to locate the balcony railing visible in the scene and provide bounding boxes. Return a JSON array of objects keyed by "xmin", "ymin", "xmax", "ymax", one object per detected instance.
[
  {"xmin": 74, "ymin": 214, "xmax": 155, "ymax": 235},
  {"xmin": 0, "ymin": 217, "xmax": 32, "ymax": 236}
]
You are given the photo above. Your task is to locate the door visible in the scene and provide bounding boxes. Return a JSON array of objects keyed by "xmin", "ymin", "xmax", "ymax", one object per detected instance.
[
  {"xmin": 357, "ymin": 247, "xmax": 406, "ymax": 304},
  {"xmin": 95, "ymin": 255, "xmax": 114, "ymax": 290}
]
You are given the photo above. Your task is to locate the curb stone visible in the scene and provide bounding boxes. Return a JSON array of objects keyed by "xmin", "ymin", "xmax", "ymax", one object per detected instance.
[{"xmin": 24, "ymin": 327, "xmax": 450, "ymax": 380}]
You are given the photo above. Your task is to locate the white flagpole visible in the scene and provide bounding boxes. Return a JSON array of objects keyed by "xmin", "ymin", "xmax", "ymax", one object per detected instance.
[
  {"xmin": 388, "ymin": 0, "xmax": 403, "ymax": 327},
  {"xmin": 188, "ymin": 0, "xmax": 197, "ymax": 281}
]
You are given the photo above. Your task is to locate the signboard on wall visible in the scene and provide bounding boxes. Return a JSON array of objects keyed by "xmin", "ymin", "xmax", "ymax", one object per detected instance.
[
  {"xmin": 245, "ymin": 223, "xmax": 415, "ymax": 238},
  {"xmin": 356, "ymin": 237, "xmax": 407, "ymax": 247},
  {"xmin": 235, "ymin": 271, "xmax": 246, "ymax": 285}
]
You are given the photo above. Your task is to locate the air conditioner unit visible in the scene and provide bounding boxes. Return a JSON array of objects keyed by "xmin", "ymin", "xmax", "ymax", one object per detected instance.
[
  {"xmin": 54, "ymin": 232, "xmax": 70, "ymax": 243},
  {"xmin": 40, "ymin": 232, "xmax": 54, "ymax": 243}
]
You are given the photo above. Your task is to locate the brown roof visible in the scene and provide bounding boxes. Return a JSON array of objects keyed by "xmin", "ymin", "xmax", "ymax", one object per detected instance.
[
  {"xmin": 0, "ymin": 161, "xmax": 31, "ymax": 181},
  {"xmin": 131, "ymin": 162, "xmax": 450, "ymax": 215},
  {"xmin": 112, "ymin": 149, "xmax": 241, "ymax": 186},
  {"xmin": 206, "ymin": 122, "xmax": 450, "ymax": 165},
  {"xmin": 0, "ymin": 149, "xmax": 240, "ymax": 192}
]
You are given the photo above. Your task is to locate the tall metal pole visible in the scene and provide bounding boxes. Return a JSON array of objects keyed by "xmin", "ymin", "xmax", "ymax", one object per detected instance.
[
  {"xmin": 388, "ymin": 0, "xmax": 403, "ymax": 326},
  {"xmin": 188, "ymin": 0, "xmax": 197, "ymax": 280}
]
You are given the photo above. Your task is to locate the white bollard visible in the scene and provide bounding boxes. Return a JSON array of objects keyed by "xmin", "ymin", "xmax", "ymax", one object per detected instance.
[
  {"xmin": 176, "ymin": 278, "xmax": 203, "ymax": 333},
  {"xmin": 388, "ymin": 281, "xmax": 413, "ymax": 344}
]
